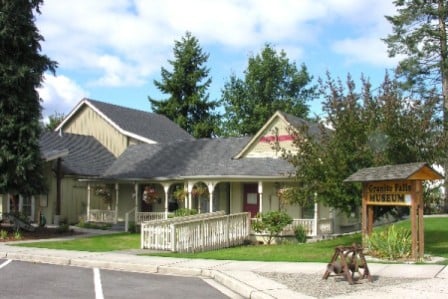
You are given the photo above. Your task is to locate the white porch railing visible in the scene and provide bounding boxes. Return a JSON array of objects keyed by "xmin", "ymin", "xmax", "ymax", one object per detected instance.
[
  {"xmin": 251, "ymin": 218, "xmax": 334, "ymax": 237},
  {"xmin": 141, "ymin": 211, "xmax": 249, "ymax": 252},
  {"xmin": 88, "ymin": 209, "xmax": 117, "ymax": 223},
  {"xmin": 136, "ymin": 212, "xmax": 171, "ymax": 224},
  {"xmin": 282, "ymin": 219, "xmax": 315, "ymax": 236}
]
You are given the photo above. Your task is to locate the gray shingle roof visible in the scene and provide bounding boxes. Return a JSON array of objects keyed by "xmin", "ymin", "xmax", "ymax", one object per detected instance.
[
  {"xmin": 344, "ymin": 162, "xmax": 443, "ymax": 182},
  {"xmin": 40, "ymin": 132, "xmax": 116, "ymax": 176},
  {"xmin": 103, "ymin": 137, "xmax": 294, "ymax": 180},
  {"xmin": 86, "ymin": 99, "xmax": 194, "ymax": 143},
  {"xmin": 280, "ymin": 111, "xmax": 325, "ymax": 137}
]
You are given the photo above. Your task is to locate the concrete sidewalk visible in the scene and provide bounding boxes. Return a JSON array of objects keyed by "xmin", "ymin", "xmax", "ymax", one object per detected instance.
[{"xmin": 0, "ymin": 229, "xmax": 447, "ymax": 298}]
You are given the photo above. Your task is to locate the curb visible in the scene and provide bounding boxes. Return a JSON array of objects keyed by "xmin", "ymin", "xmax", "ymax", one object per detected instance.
[{"xmin": 1, "ymin": 253, "xmax": 266, "ymax": 298}]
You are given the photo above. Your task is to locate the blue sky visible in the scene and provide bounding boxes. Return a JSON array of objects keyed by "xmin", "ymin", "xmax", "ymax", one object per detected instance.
[{"xmin": 36, "ymin": 0, "xmax": 400, "ymax": 120}]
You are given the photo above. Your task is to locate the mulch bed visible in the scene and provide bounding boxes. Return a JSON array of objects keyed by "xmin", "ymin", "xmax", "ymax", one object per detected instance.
[{"xmin": 0, "ymin": 225, "xmax": 83, "ymax": 242}]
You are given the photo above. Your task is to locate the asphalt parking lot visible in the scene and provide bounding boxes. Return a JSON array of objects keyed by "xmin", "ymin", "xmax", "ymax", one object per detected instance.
[{"xmin": 0, "ymin": 259, "xmax": 235, "ymax": 299}]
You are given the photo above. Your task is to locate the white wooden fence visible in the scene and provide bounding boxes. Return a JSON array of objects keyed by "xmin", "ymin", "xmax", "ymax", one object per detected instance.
[
  {"xmin": 136, "ymin": 212, "xmax": 169, "ymax": 223},
  {"xmin": 141, "ymin": 211, "xmax": 250, "ymax": 253},
  {"xmin": 88, "ymin": 209, "xmax": 117, "ymax": 223}
]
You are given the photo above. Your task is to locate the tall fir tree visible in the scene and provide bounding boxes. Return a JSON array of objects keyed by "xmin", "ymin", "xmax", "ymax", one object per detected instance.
[
  {"xmin": 149, "ymin": 32, "xmax": 218, "ymax": 138},
  {"xmin": 0, "ymin": 0, "xmax": 57, "ymax": 195},
  {"xmin": 220, "ymin": 44, "xmax": 315, "ymax": 137},
  {"xmin": 384, "ymin": 0, "xmax": 448, "ymax": 209}
]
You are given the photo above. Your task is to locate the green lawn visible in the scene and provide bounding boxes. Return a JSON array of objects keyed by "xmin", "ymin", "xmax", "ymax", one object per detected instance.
[
  {"xmin": 16, "ymin": 217, "xmax": 448, "ymax": 263},
  {"xmin": 16, "ymin": 233, "xmax": 140, "ymax": 252}
]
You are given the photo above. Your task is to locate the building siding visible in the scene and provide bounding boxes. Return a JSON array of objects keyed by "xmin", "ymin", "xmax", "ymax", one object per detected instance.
[
  {"xmin": 244, "ymin": 117, "xmax": 296, "ymax": 158},
  {"xmin": 62, "ymin": 105, "xmax": 128, "ymax": 157}
]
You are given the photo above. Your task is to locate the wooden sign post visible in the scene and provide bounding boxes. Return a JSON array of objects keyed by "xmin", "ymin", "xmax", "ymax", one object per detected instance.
[{"xmin": 345, "ymin": 163, "xmax": 443, "ymax": 261}]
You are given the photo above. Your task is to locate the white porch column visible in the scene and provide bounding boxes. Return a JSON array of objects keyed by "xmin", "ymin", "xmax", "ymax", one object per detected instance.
[
  {"xmin": 207, "ymin": 181, "xmax": 217, "ymax": 212},
  {"xmin": 258, "ymin": 181, "xmax": 263, "ymax": 214},
  {"xmin": 87, "ymin": 183, "xmax": 91, "ymax": 222},
  {"xmin": 187, "ymin": 182, "xmax": 194, "ymax": 210},
  {"xmin": 114, "ymin": 183, "xmax": 119, "ymax": 224},
  {"xmin": 313, "ymin": 200, "xmax": 319, "ymax": 236},
  {"xmin": 134, "ymin": 183, "xmax": 139, "ymax": 222},
  {"xmin": 163, "ymin": 183, "xmax": 170, "ymax": 219}
]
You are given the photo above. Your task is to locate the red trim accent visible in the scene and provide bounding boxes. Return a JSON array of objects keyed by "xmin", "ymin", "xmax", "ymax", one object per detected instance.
[{"xmin": 259, "ymin": 135, "xmax": 294, "ymax": 143}]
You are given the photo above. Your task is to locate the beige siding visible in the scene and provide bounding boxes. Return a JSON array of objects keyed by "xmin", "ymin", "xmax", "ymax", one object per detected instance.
[
  {"xmin": 62, "ymin": 105, "xmax": 128, "ymax": 157},
  {"xmin": 229, "ymin": 182, "xmax": 243, "ymax": 214},
  {"xmin": 244, "ymin": 117, "xmax": 297, "ymax": 158}
]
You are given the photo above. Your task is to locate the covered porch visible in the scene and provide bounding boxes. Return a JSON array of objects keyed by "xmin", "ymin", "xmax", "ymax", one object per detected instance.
[{"xmin": 83, "ymin": 179, "xmax": 336, "ymax": 238}]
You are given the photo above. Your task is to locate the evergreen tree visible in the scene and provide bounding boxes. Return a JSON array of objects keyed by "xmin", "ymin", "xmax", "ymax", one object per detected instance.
[
  {"xmin": 0, "ymin": 0, "xmax": 57, "ymax": 195},
  {"xmin": 220, "ymin": 44, "xmax": 315, "ymax": 137},
  {"xmin": 384, "ymin": 0, "xmax": 448, "ymax": 208},
  {"xmin": 149, "ymin": 32, "xmax": 218, "ymax": 138}
]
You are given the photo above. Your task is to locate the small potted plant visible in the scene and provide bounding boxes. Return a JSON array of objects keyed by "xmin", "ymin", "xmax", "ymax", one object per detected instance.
[
  {"xmin": 95, "ymin": 184, "xmax": 112, "ymax": 209},
  {"xmin": 143, "ymin": 185, "xmax": 159, "ymax": 204},
  {"xmin": 173, "ymin": 187, "xmax": 187, "ymax": 202}
]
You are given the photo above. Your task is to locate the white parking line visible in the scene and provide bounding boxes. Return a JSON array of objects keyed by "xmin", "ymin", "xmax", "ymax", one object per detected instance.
[
  {"xmin": 0, "ymin": 259, "xmax": 12, "ymax": 269},
  {"xmin": 93, "ymin": 268, "xmax": 104, "ymax": 299}
]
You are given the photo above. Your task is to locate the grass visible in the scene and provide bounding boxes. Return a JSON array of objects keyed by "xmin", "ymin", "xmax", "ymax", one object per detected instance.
[
  {"xmin": 16, "ymin": 233, "xmax": 140, "ymax": 252},
  {"xmin": 15, "ymin": 217, "xmax": 448, "ymax": 263}
]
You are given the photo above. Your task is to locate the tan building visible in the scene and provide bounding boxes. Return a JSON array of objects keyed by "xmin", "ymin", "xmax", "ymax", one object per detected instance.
[{"xmin": 1, "ymin": 98, "xmax": 358, "ymax": 236}]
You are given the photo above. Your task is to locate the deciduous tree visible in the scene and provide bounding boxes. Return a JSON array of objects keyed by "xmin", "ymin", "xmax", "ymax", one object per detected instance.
[
  {"xmin": 283, "ymin": 73, "xmax": 445, "ymax": 215},
  {"xmin": 220, "ymin": 44, "xmax": 315, "ymax": 137}
]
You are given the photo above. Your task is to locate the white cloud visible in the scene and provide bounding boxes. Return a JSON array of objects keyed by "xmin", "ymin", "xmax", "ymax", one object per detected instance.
[
  {"xmin": 332, "ymin": 37, "xmax": 400, "ymax": 68},
  {"xmin": 35, "ymin": 0, "xmax": 359, "ymax": 88},
  {"xmin": 34, "ymin": 0, "xmax": 402, "ymax": 115},
  {"xmin": 38, "ymin": 75, "xmax": 88, "ymax": 118}
]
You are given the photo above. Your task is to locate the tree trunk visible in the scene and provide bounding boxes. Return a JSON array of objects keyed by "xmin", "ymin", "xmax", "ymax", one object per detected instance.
[{"xmin": 438, "ymin": 0, "xmax": 448, "ymax": 211}]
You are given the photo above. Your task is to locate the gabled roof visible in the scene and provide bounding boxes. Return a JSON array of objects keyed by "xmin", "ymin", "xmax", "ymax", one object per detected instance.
[
  {"xmin": 234, "ymin": 111, "xmax": 321, "ymax": 159},
  {"xmin": 344, "ymin": 162, "xmax": 444, "ymax": 182},
  {"xmin": 103, "ymin": 137, "xmax": 295, "ymax": 180},
  {"xmin": 40, "ymin": 132, "xmax": 116, "ymax": 176},
  {"xmin": 55, "ymin": 98, "xmax": 194, "ymax": 144}
]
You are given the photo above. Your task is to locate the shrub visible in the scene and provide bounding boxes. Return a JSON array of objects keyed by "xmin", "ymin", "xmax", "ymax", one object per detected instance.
[
  {"xmin": 174, "ymin": 208, "xmax": 198, "ymax": 217},
  {"xmin": 127, "ymin": 222, "xmax": 137, "ymax": 233},
  {"xmin": 14, "ymin": 229, "xmax": 22, "ymax": 240},
  {"xmin": 57, "ymin": 223, "xmax": 70, "ymax": 234},
  {"xmin": 366, "ymin": 224, "xmax": 411, "ymax": 260},
  {"xmin": 252, "ymin": 211, "xmax": 292, "ymax": 244},
  {"xmin": 0, "ymin": 229, "xmax": 8, "ymax": 240},
  {"xmin": 294, "ymin": 224, "xmax": 307, "ymax": 243}
]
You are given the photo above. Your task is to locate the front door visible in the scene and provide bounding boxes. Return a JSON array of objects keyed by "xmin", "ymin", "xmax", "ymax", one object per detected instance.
[{"xmin": 243, "ymin": 184, "xmax": 259, "ymax": 217}]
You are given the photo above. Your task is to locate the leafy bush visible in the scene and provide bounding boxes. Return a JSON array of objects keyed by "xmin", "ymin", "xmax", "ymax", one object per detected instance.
[
  {"xmin": 366, "ymin": 224, "xmax": 411, "ymax": 260},
  {"xmin": 57, "ymin": 223, "xmax": 70, "ymax": 234},
  {"xmin": 174, "ymin": 208, "xmax": 198, "ymax": 217},
  {"xmin": 0, "ymin": 229, "xmax": 8, "ymax": 240},
  {"xmin": 252, "ymin": 211, "xmax": 292, "ymax": 244},
  {"xmin": 294, "ymin": 224, "xmax": 307, "ymax": 243},
  {"xmin": 127, "ymin": 222, "xmax": 137, "ymax": 233},
  {"xmin": 14, "ymin": 229, "xmax": 22, "ymax": 240}
]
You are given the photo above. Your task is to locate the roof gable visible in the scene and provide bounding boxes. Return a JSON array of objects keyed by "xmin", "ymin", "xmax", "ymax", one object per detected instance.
[
  {"xmin": 56, "ymin": 98, "xmax": 193, "ymax": 144},
  {"xmin": 344, "ymin": 162, "xmax": 444, "ymax": 182},
  {"xmin": 233, "ymin": 111, "xmax": 320, "ymax": 159}
]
